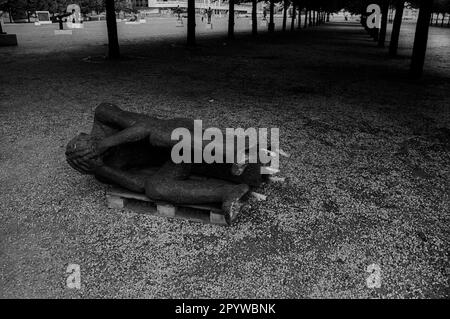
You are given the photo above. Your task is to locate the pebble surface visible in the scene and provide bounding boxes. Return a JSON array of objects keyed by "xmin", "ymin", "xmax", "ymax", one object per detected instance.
[{"xmin": 0, "ymin": 22, "xmax": 449, "ymax": 298}]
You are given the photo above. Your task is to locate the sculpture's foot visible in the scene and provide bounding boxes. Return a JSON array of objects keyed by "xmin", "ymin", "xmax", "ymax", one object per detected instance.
[{"xmin": 222, "ymin": 184, "xmax": 250, "ymax": 225}]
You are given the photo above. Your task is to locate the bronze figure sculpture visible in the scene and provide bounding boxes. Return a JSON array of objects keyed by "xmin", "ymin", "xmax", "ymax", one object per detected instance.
[{"xmin": 66, "ymin": 103, "xmax": 267, "ymax": 225}]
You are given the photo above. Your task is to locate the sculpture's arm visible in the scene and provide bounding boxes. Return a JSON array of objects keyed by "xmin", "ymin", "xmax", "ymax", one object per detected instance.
[
  {"xmin": 96, "ymin": 123, "xmax": 152, "ymax": 153},
  {"xmin": 94, "ymin": 103, "xmax": 143, "ymax": 129}
]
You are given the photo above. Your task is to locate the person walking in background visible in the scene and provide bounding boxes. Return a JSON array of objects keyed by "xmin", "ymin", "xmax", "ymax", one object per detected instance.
[
  {"xmin": 207, "ymin": 7, "xmax": 213, "ymax": 24},
  {"xmin": 175, "ymin": 5, "xmax": 182, "ymax": 21}
]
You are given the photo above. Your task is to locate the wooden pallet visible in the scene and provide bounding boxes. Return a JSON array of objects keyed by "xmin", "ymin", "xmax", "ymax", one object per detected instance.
[
  {"xmin": 105, "ymin": 173, "xmax": 284, "ymax": 226},
  {"xmin": 106, "ymin": 187, "xmax": 229, "ymax": 226}
]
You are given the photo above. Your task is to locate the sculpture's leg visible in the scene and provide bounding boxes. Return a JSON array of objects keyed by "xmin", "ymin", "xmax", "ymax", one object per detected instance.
[
  {"xmin": 144, "ymin": 162, "xmax": 249, "ymax": 224},
  {"xmin": 95, "ymin": 165, "xmax": 147, "ymax": 193}
]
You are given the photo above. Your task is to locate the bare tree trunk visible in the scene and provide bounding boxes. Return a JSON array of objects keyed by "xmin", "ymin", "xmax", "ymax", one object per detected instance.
[
  {"xmin": 268, "ymin": 0, "xmax": 274, "ymax": 32},
  {"xmin": 308, "ymin": 10, "xmax": 312, "ymax": 26},
  {"xmin": 228, "ymin": 0, "xmax": 235, "ymax": 39},
  {"xmin": 411, "ymin": 0, "xmax": 434, "ymax": 77},
  {"xmin": 291, "ymin": 1, "xmax": 296, "ymax": 31},
  {"xmin": 389, "ymin": 0, "xmax": 405, "ymax": 57},
  {"xmin": 187, "ymin": 0, "xmax": 196, "ymax": 45},
  {"xmin": 312, "ymin": 10, "xmax": 316, "ymax": 26},
  {"xmin": 105, "ymin": 0, "xmax": 120, "ymax": 59},
  {"xmin": 435, "ymin": 12, "xmax": 439, "ymax": 25},
  {"xmin": 378, "ymin": 0, "xmax": 389, "ymax": 47},
  {"xmin": 282, "ymin": 0, "xmax": 288, "ymax": 31},
  {"xmin": 298, "ymin": 4, "xmax": 302, "ymax": 29},
  {"xmin": 441, "ymin": 13, "xmax": 445, "ymax": 27},
  {"xmin": 304, "ymin": 8, "xmax": 308, "ymax": 28},
  {"xmin": 252, "ymin": 0, "xmax": 257, "ymax": 35}
]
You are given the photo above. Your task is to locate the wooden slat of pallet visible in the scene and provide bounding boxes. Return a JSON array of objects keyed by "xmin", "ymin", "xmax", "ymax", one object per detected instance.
[
  {"xmin": 107, "ymin": 187, "xmax": 223, "ymax": 213},
  {"xmin": 106, "ymin": 187, "xmax": 228, "ymax": 226}
]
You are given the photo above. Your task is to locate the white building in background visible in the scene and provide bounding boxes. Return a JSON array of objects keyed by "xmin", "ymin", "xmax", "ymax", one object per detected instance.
[
  {"xmin": 402, "ymin": 5, "xmax": 419, "ymax": 20},
  {"xmin": 131, "ymin": 0, "xmax": 258, "ymax": 15}
]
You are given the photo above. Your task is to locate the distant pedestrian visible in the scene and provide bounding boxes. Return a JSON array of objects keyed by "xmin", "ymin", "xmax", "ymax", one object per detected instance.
[
  {"xmin": 207, "ymin": 7, "xmax": 213, "ymax": 24},
  {"xmin": 175, "ymin": 5, "xmax": 182, "ymax": 21}
]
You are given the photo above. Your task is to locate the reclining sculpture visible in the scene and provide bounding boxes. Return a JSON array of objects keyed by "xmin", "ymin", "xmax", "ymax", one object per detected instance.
[{"xmin": 66, "ymin": 103, "xmax": 267, "ymax": 225}]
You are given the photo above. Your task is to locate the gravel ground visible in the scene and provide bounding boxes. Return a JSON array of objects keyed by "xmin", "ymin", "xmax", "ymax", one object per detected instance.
[{"xmin": 0, "ymin": 19, "xmax": 449, "ymax": 298}]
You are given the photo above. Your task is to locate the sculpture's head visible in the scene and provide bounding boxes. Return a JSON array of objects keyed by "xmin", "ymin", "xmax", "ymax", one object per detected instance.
[{"xmin": 66, "ymin": 133, "xmax": 103, "ymax": 174}]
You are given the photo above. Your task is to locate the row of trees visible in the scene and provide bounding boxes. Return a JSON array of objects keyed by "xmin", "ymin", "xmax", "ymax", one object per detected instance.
[
  {"xmin": 357, "ymin": 0, "xmax": 437, "ymax": 76},
  {"xmin": 208, "ymin": 0, "xmax": 344, "ymax": 44},
  {"xmin": 1, "ymin": 0, "xmax": 443, "ymax": 77}
]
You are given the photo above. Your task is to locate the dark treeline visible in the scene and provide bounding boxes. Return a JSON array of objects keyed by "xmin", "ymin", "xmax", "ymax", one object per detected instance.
[{"xmin": 1, "ymin": 0, "xmax": 446, "ymax": 77}]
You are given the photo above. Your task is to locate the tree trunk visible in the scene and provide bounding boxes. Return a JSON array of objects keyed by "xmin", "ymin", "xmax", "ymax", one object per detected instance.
[
  {"xmin": 282, "ymin": 0, "xmax": 288, "ymax": 31},
  {"xmin": 105, "ymin": 0, "xmax": 120, "ymax": 59},
  {"xmin": 268, "ymin": 0, "xmax": 274, "ymax": 32},
  {"xmin": 312, "ymin": 10, "xmax": 316, "ymax": 26},
  {"xmin": 308, "ymin": 10, "xmax": 312, "ymax": 26},
  {"xmin": 0, "ymin": 19, "xmax": 3, "ymax": 34},
  {"xmin": 187, "ymin": 0, "xmax": 196, "ymax": 45},
  {"xmin": 441, "ymin": 13, "xmax": 445, "ymax": 27},
  {"xmin": 9, "ymin": 8, "xmax": 13, "ymax": 23},
  {"xmin": 378, "ymin": 0, "xmax": 389, "ymax": 47},
  {"xmin": 435, "ymin": 12, "xmax": 439, "ymax": 25},
  {"xmin": 389, "ymin": 0, "xmax": 405, "ymax": 57},
  {"xmin": 298, "ymin": 4, "xmax": 302, "ymax": 29},
  {"xmin": 304, "ymin": 8, "xmax": 308, "ymax": 28},
  {"xmin": 252, "ymin": 0, "xmax": 257, "ymax": 35},
  {"xmin": 411, "ymin": 0, "xmax": 434, "ymax": 77},
  {"xmin": 228, "ymin": 0, "xmax": 235, "ymax": 39},
  {"xmin": 290, "ymin": 1, "xmax": 296, "ymax": 31}
]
